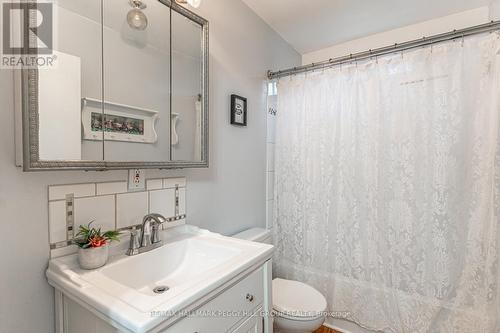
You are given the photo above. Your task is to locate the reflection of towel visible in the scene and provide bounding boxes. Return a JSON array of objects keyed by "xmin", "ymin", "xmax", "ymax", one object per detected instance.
[{"xmin": 194, "ymin": 100, "xmax": 202, "ymax": 160}]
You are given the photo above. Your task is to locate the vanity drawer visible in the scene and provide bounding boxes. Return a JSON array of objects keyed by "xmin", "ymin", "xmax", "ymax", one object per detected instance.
[
  {"xmin": 165, "ymin": 266, "xmax": 264, "ymax": 333},
  {"xmin": 231, "ymin": 309, "xmax": 263, "ymax": 333}
]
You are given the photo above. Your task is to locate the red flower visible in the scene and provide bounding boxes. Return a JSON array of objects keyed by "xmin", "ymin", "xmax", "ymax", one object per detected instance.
[{"xmin": 89, "ymin": 236, "xmax": 107, "ymax": 248}]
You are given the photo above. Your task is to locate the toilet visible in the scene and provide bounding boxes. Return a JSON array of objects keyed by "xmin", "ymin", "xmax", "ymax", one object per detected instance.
[{"xmin": 232, "ymin": 228, "xmax": 327, "ymax": 333}]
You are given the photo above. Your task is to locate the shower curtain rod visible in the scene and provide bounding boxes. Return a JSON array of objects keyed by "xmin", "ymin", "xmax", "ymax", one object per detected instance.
[{"xmin": 267, "ymin": 20, "xmax": 500, "ymax": 80}]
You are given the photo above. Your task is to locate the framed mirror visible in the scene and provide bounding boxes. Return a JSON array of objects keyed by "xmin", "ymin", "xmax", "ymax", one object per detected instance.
[{"xmin": 18, "ymin": 0, "xmax": 208, "ymax": 171}]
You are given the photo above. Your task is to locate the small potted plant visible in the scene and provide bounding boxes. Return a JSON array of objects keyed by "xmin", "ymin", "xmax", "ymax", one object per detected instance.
[{"xmin": 73, "ymin": 222, "xmax": 120, "ymax": 270}]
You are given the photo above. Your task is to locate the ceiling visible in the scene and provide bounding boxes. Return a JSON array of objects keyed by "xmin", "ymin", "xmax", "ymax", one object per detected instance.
[{"xmin": 241, "ymin": 0, "xmax": 492, "ymax": 54}]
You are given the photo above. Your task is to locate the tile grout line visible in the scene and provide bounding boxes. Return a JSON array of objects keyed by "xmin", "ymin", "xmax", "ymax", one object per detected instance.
[
  {"xmin": 114, "ymin": 193, "xmax": 117, "ymax": 230},
  {"xmin": 47, "ymin": 186, "xmax": 52, "ymax": 258}
]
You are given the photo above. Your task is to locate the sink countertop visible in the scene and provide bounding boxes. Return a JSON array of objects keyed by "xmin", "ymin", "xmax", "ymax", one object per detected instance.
[{"xmin": 46, "ymin": 225, "xmax": 274, "ymax": 333}]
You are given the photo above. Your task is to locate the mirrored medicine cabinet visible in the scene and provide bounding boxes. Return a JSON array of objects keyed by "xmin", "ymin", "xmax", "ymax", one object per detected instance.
[{"xmin": 17, "ymin": 0, "xmax": 208, "ymax": 171}]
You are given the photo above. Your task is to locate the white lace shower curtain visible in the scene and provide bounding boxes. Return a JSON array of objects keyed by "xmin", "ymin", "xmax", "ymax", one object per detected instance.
[{"xmin": 273, "ymin": 33, "xmax": 500, "ymax": 333}]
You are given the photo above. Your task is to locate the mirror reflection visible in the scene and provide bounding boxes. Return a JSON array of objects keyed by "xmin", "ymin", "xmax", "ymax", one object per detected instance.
[
  {"xmin": 171, "ymin": 9, "xmax": 203, "ymax": 162},
  {"xmin": 102, "ymin": 0, "xmax": 171, "ymax": 162},
  {"xmin": 38, "ymin": 0, "xmax": 104, "ymax": 161},
  {"xmin": 34, "ymin": 0, "xmax": 207, "ymax": 167}
]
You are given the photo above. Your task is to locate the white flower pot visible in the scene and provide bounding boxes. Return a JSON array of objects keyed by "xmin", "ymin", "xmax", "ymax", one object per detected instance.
[{"xmin": 78, "ymin": 245, "xmax": 109, "ymax": 270}]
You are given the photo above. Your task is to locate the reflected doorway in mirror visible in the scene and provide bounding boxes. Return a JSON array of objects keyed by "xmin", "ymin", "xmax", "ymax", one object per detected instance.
[{"xmin": 230, "ymin": 94, "xmax": 247, "ymax": 126}]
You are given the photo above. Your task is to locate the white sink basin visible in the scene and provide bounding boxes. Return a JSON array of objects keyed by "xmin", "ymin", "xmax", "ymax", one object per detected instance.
[
  {"xmin": 46, "ymin": 225, "xmax": 273, "ymax": 333},
  {"xmin": 99, "ymin": 237, "xmax": 241, "ymax": 296}
]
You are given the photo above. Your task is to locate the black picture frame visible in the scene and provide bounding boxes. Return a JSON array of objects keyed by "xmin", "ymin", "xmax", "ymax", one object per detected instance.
[{"xmin": 230, "ymin": 94, "xmax": 247, "ymax": 126}]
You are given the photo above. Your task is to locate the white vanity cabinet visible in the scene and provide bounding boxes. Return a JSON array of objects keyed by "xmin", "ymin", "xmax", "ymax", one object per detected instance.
[
  {"xmin": 57, "ymin": 261, "xmax": 272, "ymax": 333},
  {"xmin": 165, "ymin": 266, "xmax": 266, "ymax": 333},
  {"xmin": 48, "ymin": 227, "xmax": 274, "ymax": 333}
]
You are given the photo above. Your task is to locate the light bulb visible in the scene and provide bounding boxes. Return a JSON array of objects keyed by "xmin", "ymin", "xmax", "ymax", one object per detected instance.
[{"xmin": 127, "ymin": 8, "xmax": 148, "ymax": 30}]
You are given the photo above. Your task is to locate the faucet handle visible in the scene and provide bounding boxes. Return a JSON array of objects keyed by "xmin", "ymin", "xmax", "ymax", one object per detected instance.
[
  {"xmin": 151, "ymin": 223, "xmax": 162, "ymax": 244},
  {"xmin": 126, "ymin": 227, "xmax": 140, "ymax": 256}
]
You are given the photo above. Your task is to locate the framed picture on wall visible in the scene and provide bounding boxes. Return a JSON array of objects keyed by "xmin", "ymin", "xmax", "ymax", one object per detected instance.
[{"xmin": 230, "ymin": 94, "xmax": 247, "ymax": 126}]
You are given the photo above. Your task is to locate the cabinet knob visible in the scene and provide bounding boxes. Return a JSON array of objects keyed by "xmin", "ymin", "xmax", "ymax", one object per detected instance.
[{"xmin": 246, "ymin": 293, "xmax": 254, "ymax": 302}]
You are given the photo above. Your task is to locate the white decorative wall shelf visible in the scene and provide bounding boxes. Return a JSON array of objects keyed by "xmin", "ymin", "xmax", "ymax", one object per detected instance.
[
  {"xmin": 171, "ymin": 112, "xmax": 180, "ymax": 146},
  {"xmin": 81, "ymin": 97, "xmax": 159, "ymax": 144}
]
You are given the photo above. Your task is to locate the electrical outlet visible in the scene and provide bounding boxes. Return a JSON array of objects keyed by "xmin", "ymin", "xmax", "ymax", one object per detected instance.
[{"xmin": 128, "ymin": 169, "xmax": 145, "ymax": 191}]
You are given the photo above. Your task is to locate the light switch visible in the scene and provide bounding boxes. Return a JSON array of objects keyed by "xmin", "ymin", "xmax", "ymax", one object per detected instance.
[{"xmin": 128, "ymin": 169, "xmax": 145, "ymax": 191}]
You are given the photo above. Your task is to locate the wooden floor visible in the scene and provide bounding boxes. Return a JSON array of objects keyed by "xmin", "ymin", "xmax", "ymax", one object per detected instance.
[{"xmin": 313, "ymin": 326, "xmax": 341, "ymax": 333}]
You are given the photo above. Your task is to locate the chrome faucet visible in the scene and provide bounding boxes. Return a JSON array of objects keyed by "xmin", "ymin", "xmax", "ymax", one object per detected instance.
[{"xmin": 126, "ymin": 213, "xmax": 167, "ymax": 256}]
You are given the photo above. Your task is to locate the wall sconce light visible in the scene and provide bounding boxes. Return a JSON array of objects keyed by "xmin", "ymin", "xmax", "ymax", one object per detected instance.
[{"xmin": 175, "ymin": 0, "xmax": 202, "ymax": 8}]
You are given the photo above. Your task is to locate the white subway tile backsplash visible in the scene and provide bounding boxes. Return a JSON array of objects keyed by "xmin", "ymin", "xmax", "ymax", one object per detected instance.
[
  {"xmin": 163, "ymin": 177, "xmax": 186, "ymax": 189},
  {"xmin": 266, "ymin": 200, "xmax": 274, "ymax": 230},
  {"xmin": 167, "ymin": 218, "xmax": 186, "ymax": 229},
  {"xmin": 74, "ymin": 195, "xmax": 115, "ymax": 235},
  {"xmin": 267, "ymin": 113, "xmax": 276, "ymax": 144},
  {"xmin": 49, "ymin": 183, "xmax": 95, "ymax": 201},
  {"xmin": 267, "ymin": 143, "xmax": 275, "ymax": 171},
  {"xmin": 179, "ymin": 187, "xmax": 186, "ymax": 215},
  {"xmin": 117, "ymin": 192, "xmax": 148, "ymax": 229},
  {"xmin": 267, "ymin": 93, "xmax": 277, "ymax": 229},
  {"xmin": 146, "ymin": 179, "xmax": 163, "ymax": 190},
  {"xmin": 267, "ymin": 172, "xmax": 275, "ymax": 201},
  {"xmin": 149, "ymin": 189, "xmax": 176, "ymax": 218},
  {"xmin": 50, "ymin": 245, "xmax": 78, "ymax": 259},
  {"xmin": 49, "ymin": 200, "xmax": 67, "ymax": 244},
  {"xmin": 48, "ymin": 179, "xmax": 187, "ymax": 256},
  {"xmin": 97, "ymin": 181, "xmax": 127, "ymax": 195}
]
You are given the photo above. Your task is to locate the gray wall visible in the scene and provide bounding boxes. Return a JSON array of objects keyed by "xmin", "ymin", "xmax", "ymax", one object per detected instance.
[{"xmin": 0, "ymin": 0, "xmax": 299, "ymax": 332}]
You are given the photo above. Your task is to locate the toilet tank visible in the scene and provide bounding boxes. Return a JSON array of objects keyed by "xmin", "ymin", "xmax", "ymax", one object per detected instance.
[{"xmin": 232, "ymin": 228, "xmax": 272, "ymax": 244}]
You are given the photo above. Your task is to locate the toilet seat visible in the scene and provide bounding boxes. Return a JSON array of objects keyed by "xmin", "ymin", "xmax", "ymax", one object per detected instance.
[{"xmin": 272, "ymin": 278, "xmax": 327, "ymax": 321}]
